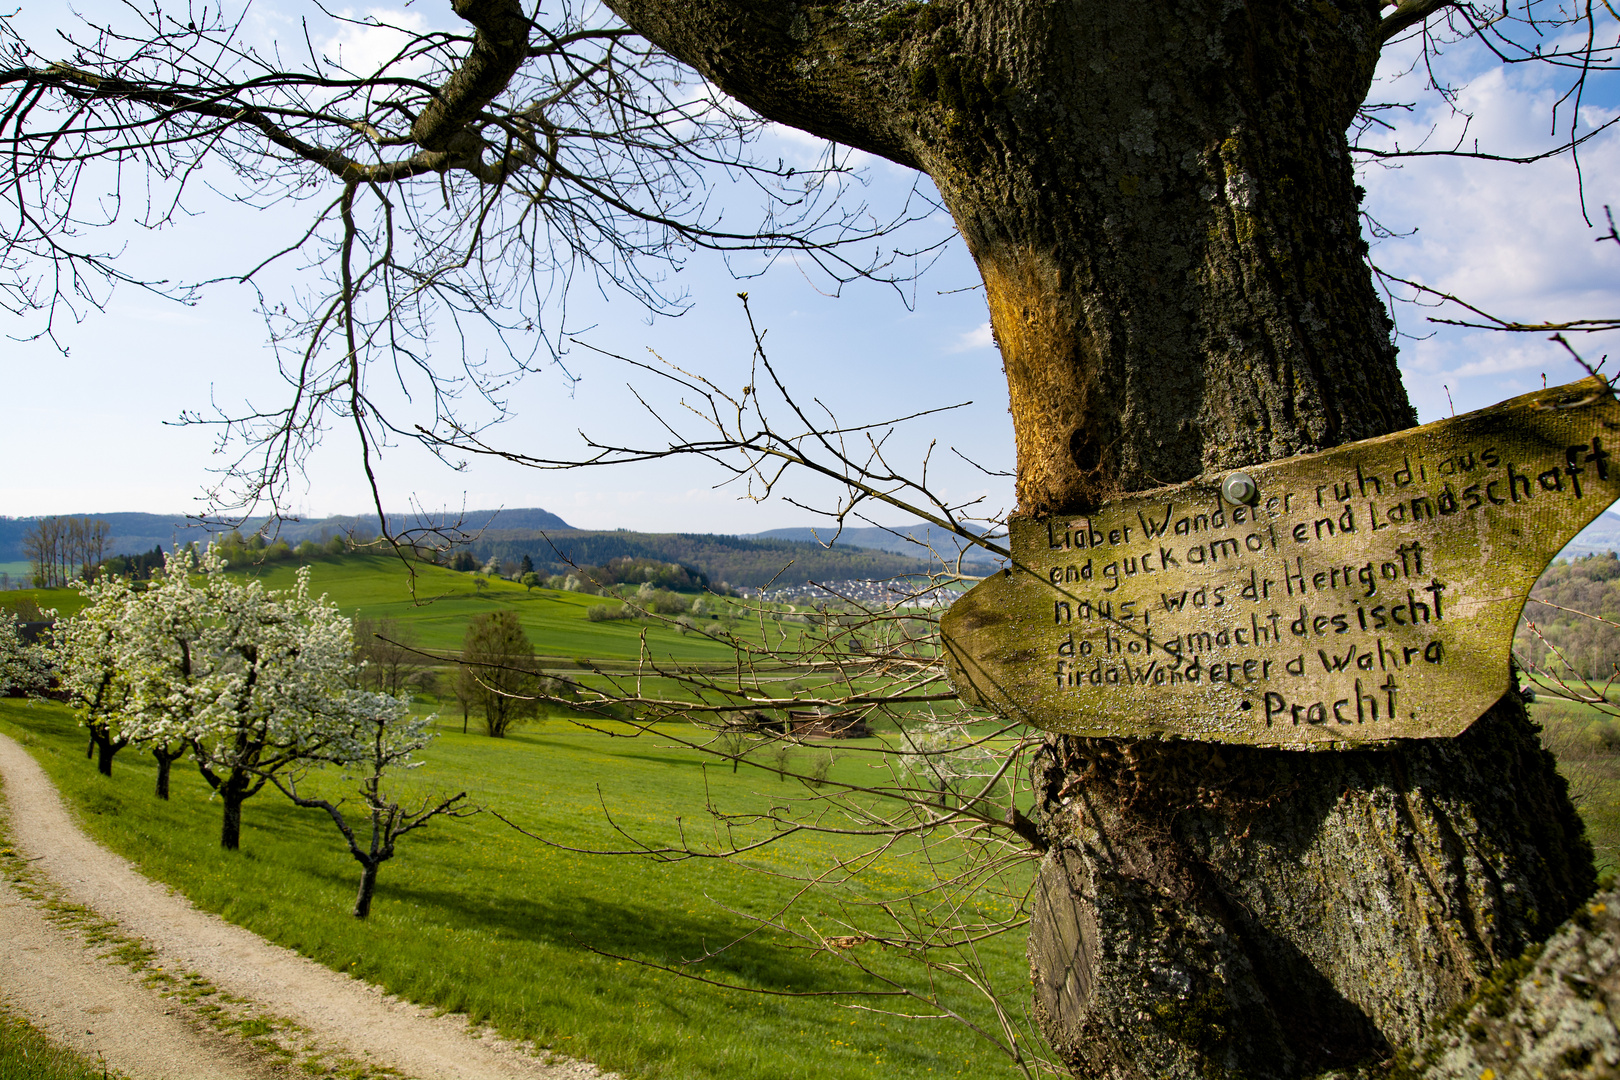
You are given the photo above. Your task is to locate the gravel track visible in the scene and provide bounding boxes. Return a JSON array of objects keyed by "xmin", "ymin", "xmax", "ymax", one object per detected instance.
[{"xmin": 0, "ymin": 731, "xmax": 614, "ymax": 1080}]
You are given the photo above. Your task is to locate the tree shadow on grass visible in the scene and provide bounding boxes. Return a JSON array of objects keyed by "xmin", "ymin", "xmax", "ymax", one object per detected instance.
[{"xmin": 375, "ymin": 881, "xmax": 868, "ymax": 996}]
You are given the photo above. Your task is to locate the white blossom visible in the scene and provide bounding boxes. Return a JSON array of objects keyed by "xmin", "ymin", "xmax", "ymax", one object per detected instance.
[
  {"xmin": 56, "ymin": 573, "xmax": 136, "ymax": 737},
  {"xmin": 90, "ymin": 544, "xmax": 412, "ymax": 847},
  {"xmin": 0, "ymin": 613, "xmax": 50, "ymax": 696}
]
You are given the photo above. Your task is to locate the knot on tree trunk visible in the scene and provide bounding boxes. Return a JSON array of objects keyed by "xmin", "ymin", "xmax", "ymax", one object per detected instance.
[{"xmin": 1028, "ymin": 693, "xmax": 1594, "ymax": 1078}]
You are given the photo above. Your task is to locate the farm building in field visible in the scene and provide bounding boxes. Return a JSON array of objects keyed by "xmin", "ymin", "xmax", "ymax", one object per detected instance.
[{"xmin": 787, "ymin": 710, "xmax": 871, "ymax": 740}]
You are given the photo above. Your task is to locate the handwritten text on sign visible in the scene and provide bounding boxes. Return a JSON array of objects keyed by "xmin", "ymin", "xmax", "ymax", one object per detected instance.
[{"xmin": 940, "ymin": 378, "xmax": 1620, "ymax": 745}]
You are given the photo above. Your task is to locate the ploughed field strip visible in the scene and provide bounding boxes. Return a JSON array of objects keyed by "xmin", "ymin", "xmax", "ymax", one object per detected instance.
[{"xmin": 0, "ymin": 732, "xmax": 614, "ymax": 1080}]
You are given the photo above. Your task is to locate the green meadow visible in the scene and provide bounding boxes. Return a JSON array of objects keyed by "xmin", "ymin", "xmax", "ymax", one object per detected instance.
[
  {"xmin": 216, "ymin": 553, "xmax": 746, "ymax": 660},
  {"xmin": 0, "ymin": 554, "xmax": 1033, "ymax": 1080},
  {"xmin": 1521, "ymin": 678, "xmax": 1620, "ymax": 874},
  {"xmin": 0, "ymin": 1007, "xmax": 124, "ymax": 1080},
  {"xmin": 0, "ymin": 702, "xmax": 1028, "ymax": 1080}
]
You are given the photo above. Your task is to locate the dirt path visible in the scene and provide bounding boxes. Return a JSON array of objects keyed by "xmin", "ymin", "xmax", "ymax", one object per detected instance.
[
  {"xmin": 0, "ymin": 872, "xmax": 275, "ymax": 1080},
  {"xmin": 0, "ymin": 732, "xmax": 614, "ymax": 1080}
]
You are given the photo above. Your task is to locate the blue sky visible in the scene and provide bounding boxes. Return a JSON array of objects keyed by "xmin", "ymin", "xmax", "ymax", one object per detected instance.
[{"xmin": 2, "ymin": 3, "xmax": 1616, "ymax": 534}]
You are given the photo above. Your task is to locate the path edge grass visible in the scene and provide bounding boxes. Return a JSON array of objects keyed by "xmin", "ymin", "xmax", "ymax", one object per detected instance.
[{"xmin": 0, "ymin": 747, "xmax": 412, "ymax": 1080}]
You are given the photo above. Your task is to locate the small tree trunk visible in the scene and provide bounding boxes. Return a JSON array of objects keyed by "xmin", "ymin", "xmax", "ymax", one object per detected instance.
[
  {"xmin": 221, "ymin": 792, "xmax": 243, "ymax": 850},
  {"xmin": 219, "ymin": 770, "xmax": 251, "ymax": 850},
  {"xmin": 90, "ymin": 727, "xmax": 124, "ymax": 777},
  {"xmin": 152, "ymin": 746, "xmax": 182, "ymax": 800},
  {"xmin": 353, "ymin": 860, "xmax": 380, "ymax": 918}
]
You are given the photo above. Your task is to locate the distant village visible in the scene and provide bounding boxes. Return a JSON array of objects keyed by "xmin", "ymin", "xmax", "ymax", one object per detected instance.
[{"xmin": 735, "ymin": 578, "xmax": 960, "ymax": 608}]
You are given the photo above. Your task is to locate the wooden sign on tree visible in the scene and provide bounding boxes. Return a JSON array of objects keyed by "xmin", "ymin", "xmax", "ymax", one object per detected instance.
[{"xmin": 942, "ymin": 378, "xmax": 1620, "ymax": 746}]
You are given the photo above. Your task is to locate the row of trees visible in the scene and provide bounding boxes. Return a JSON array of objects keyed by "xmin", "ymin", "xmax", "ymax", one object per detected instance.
[
  {"xmin": 97, "ymin": 545, "xmax": 169, "ymax": 582},
  {"xmin": 210, "ymin": 530, "xmax": 369, "ymax": 566},
  {"xmin": 4, "ymin": 546, "xmax": 472, "ymax": 917},
  {"xmin": 24, "ymin": 516, "xmax": 109, "ymax": 588},
  {"xmin": 468, "ymin": 532, "xmax": 933, "ymax": 590}
]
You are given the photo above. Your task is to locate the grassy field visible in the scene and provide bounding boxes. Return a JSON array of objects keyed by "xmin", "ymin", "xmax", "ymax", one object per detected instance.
[
  {"xmin": 0, "ymin": 698, "xmax": 1031, "ymax": 1080},
  {"xmin": 1522, "ymin": 683, "xmax": 1620, "ymax": 873},
  {"xmin": 0, "ymin": 1006, "xmax": 125, "ymax": 1080},
  {"xmin": 4, "ymin": 553, "xmax": 823, "ymax": 661}
]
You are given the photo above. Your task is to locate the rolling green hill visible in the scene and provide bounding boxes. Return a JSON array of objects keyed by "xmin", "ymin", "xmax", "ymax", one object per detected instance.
[
  {"xmin": 230, "ymin": 554, "xmax": 748, "ymax": 662},
  {"xmin": 0, "ymin": 554, "xmax": 769, "ymax": 664}
]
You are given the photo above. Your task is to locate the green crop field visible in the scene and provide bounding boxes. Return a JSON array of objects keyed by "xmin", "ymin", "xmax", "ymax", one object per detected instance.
[{"xmin": 0, "ymin": 694, "xmax": 1032, "ymax": 1080}]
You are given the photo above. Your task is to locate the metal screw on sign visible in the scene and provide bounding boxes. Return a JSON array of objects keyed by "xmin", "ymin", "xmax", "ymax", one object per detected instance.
[{"xmin": 1221, "ymin": 472, "xmax": 1258, "ymax": 505}]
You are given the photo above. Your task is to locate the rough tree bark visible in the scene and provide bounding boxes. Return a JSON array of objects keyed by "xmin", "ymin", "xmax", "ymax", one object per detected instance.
[
  {"xmin": 354, "ymin": 861, "xmax": 381, "ymax": 919},
  {"xmin": 604, "ymin": 2, "xmax": 1598, "ymax": 1075},
  {"xmin": 152, "ymin": 742, "xmax": 186, "ymax": 801},
  {"xmin": 87, "ymin": 722, "xmax": 126, "ymax": 778},
  {"xmin": 194, "ymin": 751, "xmax": 265, "ymax": 851}
]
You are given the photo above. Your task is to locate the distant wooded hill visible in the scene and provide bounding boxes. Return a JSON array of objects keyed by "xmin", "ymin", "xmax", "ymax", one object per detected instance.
[
  {"xmin": 1517, "ymin": 552, "xmax": 1620, "ymax": 681},
  {"xmin": 1559, "ymin": 509, "xmax": 1620, "ymax": 559},
  {"xmin": 0, "ymin": 509, "xmax": 572, "ymax": 563},
  {"xmin": 0, "ymin": 509, "xmax": 953, "ymax": 588},
  {"xmin": 464, "ymin": 529, "xmax": 939, "ymax": 587}
]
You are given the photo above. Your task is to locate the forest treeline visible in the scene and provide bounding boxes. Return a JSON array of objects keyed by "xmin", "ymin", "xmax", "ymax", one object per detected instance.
[
  {"xmin": 198, "ymin": 529, "xmax": 935, "ymax": 587},
  {"xmin": 465, "ymin": 529, "xmax": 937, "ymax": 587},
  {"xmin": 1516, "ymin": 552, "xmax": 1620, "ymax": 682}
]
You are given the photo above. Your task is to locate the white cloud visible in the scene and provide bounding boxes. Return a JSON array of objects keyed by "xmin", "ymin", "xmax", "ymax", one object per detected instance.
[
  {"xmin": 319, "ymin": 8, "xmax": 433, "ymax": 77},
  {"xmin": 949, "ymin": 322, "xmax": 994, "ymax": 352},
  {"xmin": 1360, "ymin": 36, "xmax": 1620, "ymax": 422}
]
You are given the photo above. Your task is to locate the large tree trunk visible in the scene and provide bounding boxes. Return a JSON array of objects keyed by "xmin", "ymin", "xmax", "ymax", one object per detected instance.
[
  {"xmin": 1028, "ymin": 695, "xmax": 1592, "ymax": 1077},
  {"xmin": 603, "ymin": 2, "xmax": 1597, "ymax": 1075}
]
